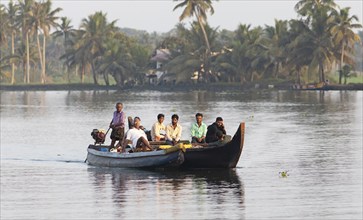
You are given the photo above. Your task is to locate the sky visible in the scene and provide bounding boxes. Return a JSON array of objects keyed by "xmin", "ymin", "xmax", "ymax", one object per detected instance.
[{"xmin": 3, "ymin": 0, "xmax": 363, "ymax": 33}]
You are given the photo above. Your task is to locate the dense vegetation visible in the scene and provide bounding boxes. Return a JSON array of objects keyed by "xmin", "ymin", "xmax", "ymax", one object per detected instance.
[{"xmin": 0, "ymin": 0, "xmax": 362, "ymax": 86}]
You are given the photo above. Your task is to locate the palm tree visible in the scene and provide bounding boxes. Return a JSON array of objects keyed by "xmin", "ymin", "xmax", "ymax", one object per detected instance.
[
  {"xmin": 52, "ymin": 16, "xmax": 76, "ymax": 82},
  {"xmin": 339, "ymin": 64, "xmax": 355, "ymax": 84},
  {"xmin": 39, "ymin": 0, "xmax": 61, "ymax": 83},
  {"xmin": 0, "ymin": 4, "xmax": 9, "ymax": 79},
  {"xmin": 295, "ymin": 0, "xmax": 336, "ymax": 20},
  {"xmin": 79, "ymin": 11, "xmax": 117, "ymax": 84},
  {"xmin": 173, "ymin": 0, "xmax": 215, "ymax": 53},
  {"xmin": 5, "ymin": 1, "xmax": 18, "ymax": 84},
  {"xmin": 60, "ymin": 30, "xmax": 90, "ymax": 83},
  {"xmin": 18, "ymin": 0, "xmax": 34, "ymax": 83},
  {"xmin": 330, "ymin": 7, "xmax": 362, "ymax": 84},
  {"xmin": 165, "ymin": 22, "xmax": 218, "ymax": 83},
  {"xmin": 286, "ymin": 19, "xmax": 312, "ymax": 84},
  {"xmin": 29, "ymin": 0, "xmax": 61, "ymax": 83},
  {"xmin": 264, "ymin": 19, "xmax": 289, "ymax": 79},
  {"xmin": 97, "ymin": 38, "xmax": 135, "ymax": 86},
  {"xmin": 295, "ymin": 0, "xmax": 336, "ymax": 83}
]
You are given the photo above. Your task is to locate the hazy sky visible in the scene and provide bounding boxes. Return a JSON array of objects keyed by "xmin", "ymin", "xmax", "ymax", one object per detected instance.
[{"xmin": 5, "ymin": 0, "xmax": 363, "ymax": 33}]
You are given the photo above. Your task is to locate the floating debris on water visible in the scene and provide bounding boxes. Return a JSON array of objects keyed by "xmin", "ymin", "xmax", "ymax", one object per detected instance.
[
  {"xmin": 279, "ymin": 170, "xmax": 289, "ymax": 178},
  {"xmin": 248, "ymin": 115, "xmax": 254, "ymax": 121}
]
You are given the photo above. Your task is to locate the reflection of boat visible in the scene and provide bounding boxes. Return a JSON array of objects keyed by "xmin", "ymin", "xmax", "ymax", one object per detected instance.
[
  {"xmin": 87, "ymin": 167, "xmax": 245, "ymax": 212},
  {"xmin": 182, "ymin": 123, "xmax": 245, "ymax": 168},
  {"xmin": 86, "ymin": 145, "xmax": 184, "ymax": 168}
]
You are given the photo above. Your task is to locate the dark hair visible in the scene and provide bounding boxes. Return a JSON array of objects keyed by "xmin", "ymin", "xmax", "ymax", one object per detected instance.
[
  {"xmin": 195, "ymin": 113, "xmax": 203, "ymax": 118},
  {"xmin": 116, "ymin": 102, "xmax": 123, "ymax": 106},
  {"xmin": 171, "ymin": 114, "xmax": 179, "ymax": 120},
  {"xmin": 216, "ymin": 117, "xmax": 223, "ymax": 122},
  {"xmin": 157, "ymin": 114, "xmax": 165, "ymax": 119},
  {"xmin": 216, "ymin": 130, "xmax": 224, "ymax": 139},
  {"xmin": 134, "ymin": 116, "xmax": 141, "ymax": 121}
]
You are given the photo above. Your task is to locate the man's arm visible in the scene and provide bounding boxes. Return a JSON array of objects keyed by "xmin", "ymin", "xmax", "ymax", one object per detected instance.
[
  {"xmin": 175, "ymin": 126, "xmax": 182, "ymax": 142},
  {"xmin": 190, "ymin": 124, "xmax": 197, "ymax": 139},
  {"xmin": 165, "ymin": 126, "xmax": 173, "ymax": 141}
]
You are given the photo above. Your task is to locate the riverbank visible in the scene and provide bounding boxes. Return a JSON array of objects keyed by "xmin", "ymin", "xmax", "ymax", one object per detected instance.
[{"xmin": 0, "ymin": 82, "xmax": 362, "ymax": 92}]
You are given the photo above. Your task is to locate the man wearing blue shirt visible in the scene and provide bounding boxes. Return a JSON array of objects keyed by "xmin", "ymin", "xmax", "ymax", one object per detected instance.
[{"xmin": 191, "ymin": 113, "xmax": 207, "ymax": 144}]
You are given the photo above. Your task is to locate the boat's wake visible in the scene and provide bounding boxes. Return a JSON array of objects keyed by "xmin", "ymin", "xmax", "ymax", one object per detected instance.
[{"xmin": 1, "ymin": 157, "xmax": 85, "ymax": 164}]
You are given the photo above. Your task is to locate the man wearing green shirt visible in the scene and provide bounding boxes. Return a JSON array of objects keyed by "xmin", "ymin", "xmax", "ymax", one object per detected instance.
[{"xmin": 191, "ymin": 113, "xmax": 207, "ymax": 144}]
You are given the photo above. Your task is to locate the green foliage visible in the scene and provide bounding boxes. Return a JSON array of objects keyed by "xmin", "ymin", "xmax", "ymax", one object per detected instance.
[{"xmin": 0, "ymin": 0, "xmax": 362, "ymax": 86}]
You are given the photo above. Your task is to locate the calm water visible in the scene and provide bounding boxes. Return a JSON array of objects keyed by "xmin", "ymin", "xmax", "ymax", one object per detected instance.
[{"xmin": 1, "ymin": 90, "xmax": 362, "ymax": 219}]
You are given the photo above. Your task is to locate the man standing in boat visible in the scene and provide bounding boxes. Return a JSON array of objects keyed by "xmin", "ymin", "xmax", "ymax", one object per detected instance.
[
  {"xmin": 109, "ymin": 102, "xmax": 125, "ymax": 148},
  {"xmin": 191, "ymin": 113, "xmax": 207, "ymax": 144},
  {"xmin": 166, "ymin": 114, "xmax": 182, "ymax": 146},
  {"xmin": 206, "ymin": 117, "xmax": 226, "ymax": 143}
]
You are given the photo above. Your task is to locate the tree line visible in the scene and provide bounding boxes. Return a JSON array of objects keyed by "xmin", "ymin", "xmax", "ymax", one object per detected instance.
[{"xmin": 0, "ymin": 0, "xmax": 362, "ymax": 86}]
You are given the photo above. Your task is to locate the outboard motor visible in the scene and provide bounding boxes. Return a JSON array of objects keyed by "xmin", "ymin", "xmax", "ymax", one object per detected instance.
[{"xmin": 91, "ymin": 129, "xmax": 106, "ymax": 145}]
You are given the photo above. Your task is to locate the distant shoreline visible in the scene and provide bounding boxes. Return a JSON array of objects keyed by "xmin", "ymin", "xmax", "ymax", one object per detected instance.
[{"xmin": 0, "ymin": 83, "xmax": 362, "ymax": 92}]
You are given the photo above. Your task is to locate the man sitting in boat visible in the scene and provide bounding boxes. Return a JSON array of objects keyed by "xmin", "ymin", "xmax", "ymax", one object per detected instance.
[
  {"xmin": 166, "ymin": 114, "xmax": 182, "ymax": 146},
  {"xmin": 209, "ymin": 130, "xmax": 229, "ymax": 146},
  {"xmin": 123, "ymin": 117, "xmax": 153, "ymax": 152},
  {"xmin": 191, "ymin": 113, "xmax": 207, "ymax": 144},
  {"xmin": 151, "ymin": 113, "xmax": 166, "ymax": 141},
  {"xmin": 206, "ymin": 117, "xmax": 226, "ymax": 143}
]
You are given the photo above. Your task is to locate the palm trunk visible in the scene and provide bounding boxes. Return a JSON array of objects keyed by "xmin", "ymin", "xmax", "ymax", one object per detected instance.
[
  {"xmin": 103, "ymin": 72, "xmax": 109, "ymax": 86},
  {"xmin": 197, "ymin": 15, "xmax": 211, "ymax": 53},
  {"xmin": 296, "ymin": 67, "xmax": 301, "ymax": 85},
  {"xmin": 339, "ymin": 43, "xmax": 345, "ymax": 84},
  {"xmin": 26, "ymin": 32, "xmax": 30, "ymax": 83},
  {"xmin": 42, "ymin": 35, "xmax": 46, "ymax": 83},
  {"xmin": 11, "ymin": 32, "xmax": 15, "ymax": 84},
  {"xmin": 81, "ymin": 64, "xmax": 85, "ymax": 83},
  {"xmin": 36, "ymin": 32, "xmax": 44, "ymax": 83},
  {"xmin": 91, "ymin": 61, "xmax": 98, "ymax": 85},
  {"xmin": 275, "ymin": 63, "xmax": 279, "ymax": 79},
  {"xmin": 67, "ymin": 65, "xmax": 70, "ymax": 83},
  {"xmin": 22, "ymin": 23, "xmax": 26, "ymax": 83},
  {"xmin": 319, "ymin": 61, "xmax": 325, "ymax": 83}
]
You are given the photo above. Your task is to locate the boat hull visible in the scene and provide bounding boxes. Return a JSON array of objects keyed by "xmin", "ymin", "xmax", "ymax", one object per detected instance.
[
  {"xmin": 182, "ymin": 123, "xmax": 245, "ymax": 168},
  {"xmin": 86, "ymin": 146, "xmax": 184, "ymax": 168}
]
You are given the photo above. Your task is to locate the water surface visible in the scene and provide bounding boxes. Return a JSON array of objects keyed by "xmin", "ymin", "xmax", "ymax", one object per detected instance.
[{"xmin": 1, "ymin": 90, "xmax": 362, "ymax": 219}]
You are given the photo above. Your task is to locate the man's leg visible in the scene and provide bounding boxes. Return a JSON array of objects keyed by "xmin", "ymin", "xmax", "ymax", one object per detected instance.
[
  {"xmin": 136, "ymin": 137, "xmax": 152, "ymax": 151},
  {"xmin": 191, "ymin": 137, "xmax": 198, "ymax": 143},
  {"xmin": 110, "ymin": 139, "xmax": 116, "ymax": 148}
]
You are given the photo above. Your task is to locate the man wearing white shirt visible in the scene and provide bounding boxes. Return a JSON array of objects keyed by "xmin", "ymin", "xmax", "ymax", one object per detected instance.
[{"xmin": 124, "ymin": 117, "xmax": 153, "ymax": 152}]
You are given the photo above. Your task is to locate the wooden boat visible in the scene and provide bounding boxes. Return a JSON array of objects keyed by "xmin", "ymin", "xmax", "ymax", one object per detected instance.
[
  {"xmin": 181, "ymin": 122, "xmax": 245, "ymax": 168},
  {"xmin": 86, "ymin": 145, "xmax": 184, "ymax": 168},
  {"xmin": 86, "ymin": 122, "xmax": 245, "ymax": 169}
]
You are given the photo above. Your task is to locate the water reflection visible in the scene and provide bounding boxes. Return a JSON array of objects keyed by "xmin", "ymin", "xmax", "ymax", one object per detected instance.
[{"xmin": 88, "ymin": 167, "xmax": 245, "ymax": 219}]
